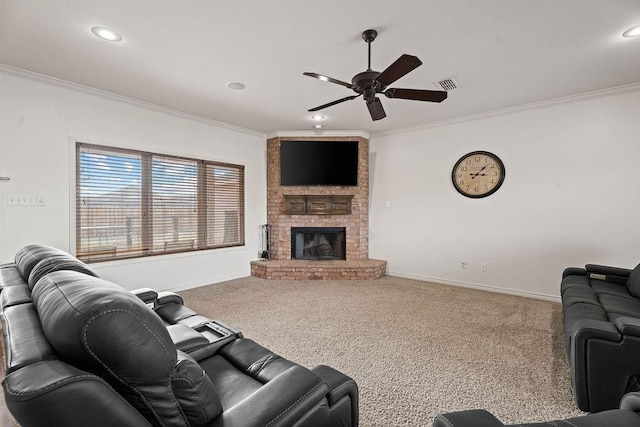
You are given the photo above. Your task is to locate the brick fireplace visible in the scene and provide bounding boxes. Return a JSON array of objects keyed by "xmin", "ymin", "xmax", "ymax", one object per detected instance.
[{"xmin": 250, "ymin": 135, "xmax": 386, "ymax": 280}]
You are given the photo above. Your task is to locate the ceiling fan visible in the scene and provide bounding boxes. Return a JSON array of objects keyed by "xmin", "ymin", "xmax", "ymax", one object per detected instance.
[{"xmin": 303, "ymin": 29, "xmax": 448, "ymax": 121}]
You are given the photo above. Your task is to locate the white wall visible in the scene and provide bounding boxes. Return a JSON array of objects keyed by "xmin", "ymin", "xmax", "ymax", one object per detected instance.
[
  {"xmin": 0, "ymin": 68, "xmax": 266, "ymax": 291},
  {"xmin": 369, "ymin": 86, "xmax": 640, "ymax": 300}
]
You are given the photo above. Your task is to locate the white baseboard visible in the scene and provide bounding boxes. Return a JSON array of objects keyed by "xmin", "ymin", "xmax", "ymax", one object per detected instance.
[
  {"xmin": 166, "ymin": 273, "xmax": 249, "ymax": 293},
  {"xmin": 387, "ymin": 271, "xmax": 561, "ymax": 303}
]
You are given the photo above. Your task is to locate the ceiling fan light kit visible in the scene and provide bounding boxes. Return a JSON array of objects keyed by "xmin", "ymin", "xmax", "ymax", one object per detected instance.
[{"xmin": 303, "ymin": 29, "xmax": 448, "ymax": 121}]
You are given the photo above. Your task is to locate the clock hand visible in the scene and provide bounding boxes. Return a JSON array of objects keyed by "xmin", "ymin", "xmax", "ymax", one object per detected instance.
[{"xmin": 470, "ymin": 165, "xmax": 488, "ymax": 179}]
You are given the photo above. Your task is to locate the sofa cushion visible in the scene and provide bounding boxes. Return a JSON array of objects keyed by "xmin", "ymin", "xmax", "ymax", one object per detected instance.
[
  {"xmin": 599, "ymin": 294, "xmax": 640, "ymax": 319},
  {"xmin": 0, "ymin": 265, "xmax": 27, "ymax": 289},
  {"xmin": 15, "ymin": 245, "xmax": 74, "ymax": 281},
  {"xmin": 14, "ymin": 244, "xmax": 97, "ymax": 290},
  {"xmin": 28, "ymin": 254, "xmax": 97, "ymax": 290},
  {"xmin": 626, "ymin": 264, "xmax": 640, "ymax": 299},
  {"xmin": 1, "ymin": 303, "xmax": 57, "ymax": 374},
  {"xmin": 0, "ymin": 284, "xmax": 32, "ymax": 309},
  {"xmin": 562, "ymin": 286, "xmax": 600, "ymax": 309},
  {"xmin": 31, "ymin": 270, "xmax": 197, "ymax": 426},
  {"xmin": 591, "ymin": 281, "xmax": 633, "ymax": 298},
  {"xmin": 561, "ymin": 273, "xmax": 590, "ymax": 296}
]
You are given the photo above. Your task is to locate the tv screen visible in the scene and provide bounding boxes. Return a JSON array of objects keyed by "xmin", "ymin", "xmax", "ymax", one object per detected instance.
[{"xmin": 280, "ymin": 141, "xmax": 358, "ymax": 186}]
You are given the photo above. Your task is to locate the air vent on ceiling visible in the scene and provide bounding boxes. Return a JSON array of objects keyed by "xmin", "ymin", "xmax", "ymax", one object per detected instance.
[{"xmin": 435, "ymin": 77, "xmax": 459, "ymax": 91}]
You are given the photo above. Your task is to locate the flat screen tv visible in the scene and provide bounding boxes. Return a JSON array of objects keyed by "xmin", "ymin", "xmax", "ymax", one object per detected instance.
[{"xmin": 280, "ymin": 141, "xmax": 358, "ymax": 186}]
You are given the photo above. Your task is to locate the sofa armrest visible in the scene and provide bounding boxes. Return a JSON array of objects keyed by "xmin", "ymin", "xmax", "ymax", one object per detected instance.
[
  {"xmin": 563, "ymin": 267, "xmax": 587, "ymax": 278},
  {"xmin": 572, "ymin": 318, "xmax": 621, "ymax": 344},
  {"xmin": 620, "ymin": 392, "xmax": 640, "ymax": 412},
  {"xmin": 433, "ymin": 409, "xmax": 505, "ymax": 427},
  {"xmin": 130, "ymin": 287, "xmax": 158, "ymax": 306},
  {"xmin": 586, "ymin": 264, "xmax": 633, "ymax": 278},
  {"xmin": 311, "ymin": 365, "xmax": 358, "ymax": 406},
  {"xmin": 585, "ymin": 264, "xmax": 632, "ymax": 285},
  {"xmin": 312, "ymin": 365, "xmax": 359, "ymax": 426},
  {"xmin": 214, "ymin": 365, "xmax": 329, "ymax": 427},
  {"xmin": 3, "ymin": 360, "xmax": 152, "ymax": 427},
  {"xmin": 156, "ymin": 291, "xmax": 184, "ymax": 306}
]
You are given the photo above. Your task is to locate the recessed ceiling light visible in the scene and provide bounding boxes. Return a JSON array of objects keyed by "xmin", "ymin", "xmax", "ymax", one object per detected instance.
[
  {"xmin": 313, "ymin": 124, "xmax": 324, "ymax": 129},
  {"xmin": 623, "ymin": 24, "xmax": 640, "ymax": 38},
  {"xmin": 226, "ymin": 82, "xmax": 246, "ymax": 90},
  {"xmin": 310, "ymin": 114, "xmax": 325, "ymax": 121},
  {"xmin": 91, "ymin": 26, "xmax": 123, "ymax": 42}
]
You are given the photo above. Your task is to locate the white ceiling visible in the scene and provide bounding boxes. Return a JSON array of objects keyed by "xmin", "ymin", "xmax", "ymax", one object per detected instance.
[{"xmin": 2, "ymin": 0, "xmax": 639, "ymax": 135}]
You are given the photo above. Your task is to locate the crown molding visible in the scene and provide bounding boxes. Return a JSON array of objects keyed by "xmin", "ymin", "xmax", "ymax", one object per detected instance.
[
  {"xmin": 371, "ymin": 82, "xmax": 640, "ymax": 138},
  {"xmin": 0, "ymin": 64, "xmax": 266, "ymax": 138},
  {"xmin": 267, "ymin": 130, "xmax": 370, "ymax": 140}
]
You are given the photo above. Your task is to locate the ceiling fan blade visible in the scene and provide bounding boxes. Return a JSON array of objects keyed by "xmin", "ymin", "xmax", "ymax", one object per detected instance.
[
  {"xmin": 303, "ymin": 72, "xmax": 354, "ymax": 89},
  {"xmin": 308, "ymin": 95, "xmax": 360, "ymax": 112},
  {"xmin": 366, "ymin": 97, "xmax": 386, "ymax": 121},
  {"xmin": 375, "ymin": 54, "xmax": 422, "ymax": 87},
  {"xmin": 384, "ymin": 88, "xmax": 448, "ymax": 103}
]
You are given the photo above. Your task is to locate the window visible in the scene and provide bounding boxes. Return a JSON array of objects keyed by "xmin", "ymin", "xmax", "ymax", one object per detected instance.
[{"xmin": 76, "ymin": 143, "xmax": 245, "ymax": 262}]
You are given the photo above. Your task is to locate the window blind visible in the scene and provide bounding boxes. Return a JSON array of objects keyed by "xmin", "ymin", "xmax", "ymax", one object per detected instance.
[{"xmin": 76, "ymin": 143, "xmax": 244, "ymax": 262}]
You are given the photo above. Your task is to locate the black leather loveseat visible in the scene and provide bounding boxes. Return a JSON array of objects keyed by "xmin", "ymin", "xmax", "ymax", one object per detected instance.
[
  {"xmin": 432, "ymin": 391, "xmax": 640, "ymax": 427},
  {"xmin": 561, "ymin": 262, "xmax": 640, "ymax": 412},
  {"xmin": 0, "ymin": 244, "xmax": 359, "ymax": 427}
]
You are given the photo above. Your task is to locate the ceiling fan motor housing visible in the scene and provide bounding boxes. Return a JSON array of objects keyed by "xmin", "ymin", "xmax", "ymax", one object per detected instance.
[{"xmin": 351, "ymin": 71, "xmax": 383, "ymax": 97}]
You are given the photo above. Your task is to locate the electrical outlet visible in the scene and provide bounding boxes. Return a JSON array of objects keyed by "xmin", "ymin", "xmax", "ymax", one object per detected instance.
[
  {"xmin": 461, "ymin": 261, "xmax": 467, "ymax": 270},
  {"xmin": 480, "ymin": 262, "xmax": 487, "ymax": 272}
]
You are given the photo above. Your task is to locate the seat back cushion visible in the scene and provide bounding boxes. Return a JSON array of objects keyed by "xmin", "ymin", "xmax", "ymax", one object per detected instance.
[
  {"xmin": 28, "ymin": 254, "xmax": 98, "ymax": 290},
  {"xmin": 627, "ymin": 263, "xmax": 640, "ymax": 299},
  {"xmin": 31, "ymin": 270, "xmax": 220, "ymax": 426},
  {"xmin": 15, "ymin": 244, "xmax": 97, "ymax": 290}
]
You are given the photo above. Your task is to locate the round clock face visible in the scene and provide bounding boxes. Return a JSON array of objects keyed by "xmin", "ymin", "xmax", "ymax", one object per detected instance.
[{"xmin": 452, "ymin": 151, "xmax": 505, "ymax": 198}]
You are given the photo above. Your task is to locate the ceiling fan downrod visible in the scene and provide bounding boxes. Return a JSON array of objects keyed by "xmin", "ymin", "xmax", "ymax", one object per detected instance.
[{"xmin": 362, "ymin": 29, "xmax": 377, "ymax": 71}]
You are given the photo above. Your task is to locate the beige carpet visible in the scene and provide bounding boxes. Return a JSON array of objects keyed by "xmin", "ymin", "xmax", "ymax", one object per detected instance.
[{"xmin": 179, "ymin": 275, "xmax": 584, "ymax": 426}]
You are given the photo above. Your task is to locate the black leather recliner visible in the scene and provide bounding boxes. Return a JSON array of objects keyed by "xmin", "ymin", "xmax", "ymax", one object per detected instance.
[
  {"xmin": 0, "ymin": 244, "xmax": 359, "ymax": 427},
  {"xmin": 433, "ymin": 392, "xmax": 640, "ymax": 427},
  {"xmin": 561, "ymin": 262, "xmax": 640, "ymax": 412}
]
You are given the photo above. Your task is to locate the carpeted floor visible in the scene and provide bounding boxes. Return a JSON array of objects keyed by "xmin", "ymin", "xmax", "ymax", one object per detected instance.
[{"xmin": 179, "ymin": 275, "xmax": 585, "ymax": 426}]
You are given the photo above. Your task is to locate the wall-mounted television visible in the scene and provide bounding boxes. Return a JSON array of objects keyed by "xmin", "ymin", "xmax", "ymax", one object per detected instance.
[{"xmin": 280, "ymin": 141, "xmax": 358, "ymax": 186}]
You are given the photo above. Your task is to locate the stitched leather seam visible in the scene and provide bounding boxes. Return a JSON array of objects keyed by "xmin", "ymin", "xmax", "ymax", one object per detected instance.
[
  {"xmin": 177, "ymin": 342, "xmax": 211, "ymax": 352},
  {"xmin": 249, "ymin": 354, "xmax": 281, "ymax": 377},
  {"xmin": 326, "ymin": 380, "xmax": 357, "ymax": 403},
  {"xmin": 83, "ymin": 308, "xmax": 180, "ymax": 427},
  {"xmin": 290, "ymin": 400, "xmax": 327, "ymax": 426},
  {"xmin": 436, "ymin": 414, "xmax": 454, "ymax": 427},
  {"xmin": 265, "ymin": 382, "xmax": 325, "ymax": 427},
  {"xmin": 4, "ymin": 372, "xmax": 99, "ymax": 397},
  {"xmin": 171, "ymin": 373, "xmax": 209, "ymax": 423}
]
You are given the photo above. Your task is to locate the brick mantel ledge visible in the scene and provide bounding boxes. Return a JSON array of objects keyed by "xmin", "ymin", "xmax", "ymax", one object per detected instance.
[{"xmin": 250, "ymin": 259, "xmax": 387, "ymax": 280}]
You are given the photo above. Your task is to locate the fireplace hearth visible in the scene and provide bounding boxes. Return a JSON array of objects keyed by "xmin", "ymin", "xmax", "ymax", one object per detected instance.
[{"xmin": 291, "ymin": 227, "xmax": 346, "ymax": 260}]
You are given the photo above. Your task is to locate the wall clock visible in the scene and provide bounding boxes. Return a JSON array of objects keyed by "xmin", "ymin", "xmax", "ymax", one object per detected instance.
[{"xmin": 452, "ymin": 151, "xmax": 505, "ymax": 198}]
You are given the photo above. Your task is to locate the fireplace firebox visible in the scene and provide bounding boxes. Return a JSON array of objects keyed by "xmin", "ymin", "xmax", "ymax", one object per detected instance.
[{"xmin": 291, "ymin": 227, "xmax": 346, "ymax": 260}]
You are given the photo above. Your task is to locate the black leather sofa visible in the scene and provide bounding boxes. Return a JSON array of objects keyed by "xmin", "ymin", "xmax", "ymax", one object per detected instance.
[
  {"xmin": 0, "ymin": 244, "xmax": 358, "ymax": 427},
  {"xmin": 561, "ymin": 262, "xmax": 640, "ymax": 412},
  {"xmin": 432, "ymin": 391, "xmax": 640, "ymax": 427}
]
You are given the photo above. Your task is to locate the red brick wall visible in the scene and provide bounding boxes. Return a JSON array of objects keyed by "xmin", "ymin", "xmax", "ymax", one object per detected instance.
[{"xmin": 266, "ymin": 136, "xmax": 369, "ymax": 261}]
